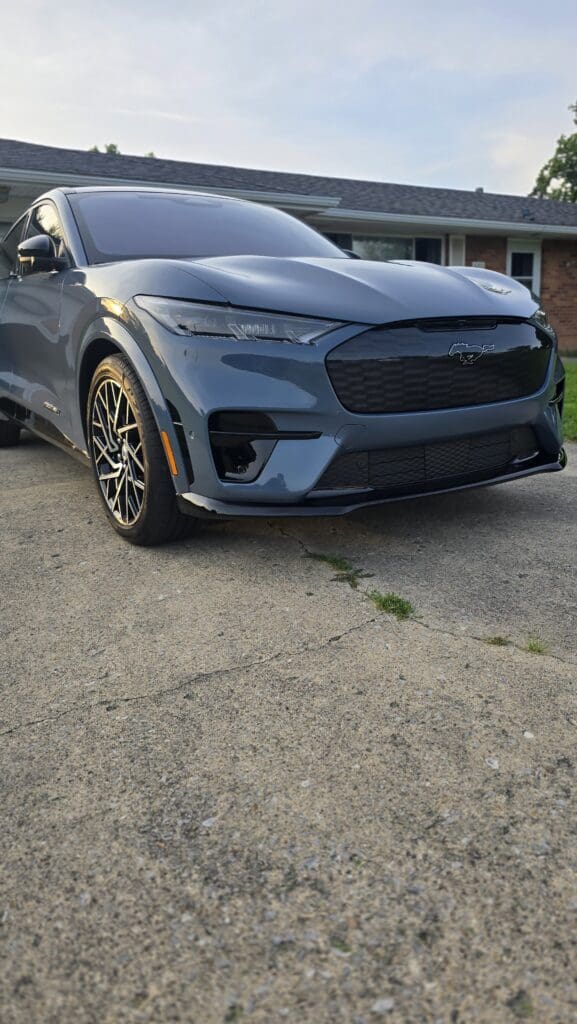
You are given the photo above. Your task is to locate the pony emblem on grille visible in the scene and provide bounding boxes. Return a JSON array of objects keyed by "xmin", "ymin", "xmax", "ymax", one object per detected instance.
[{"xmin": 448, "ymin": 342, "xmax": 496, "ymax": 365}]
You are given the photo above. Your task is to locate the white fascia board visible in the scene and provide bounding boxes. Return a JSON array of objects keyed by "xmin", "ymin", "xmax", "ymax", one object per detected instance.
[
  {"xmin": 0, "ymin": 166, "xmax": 341, "ymax": 211},
  {"xmin": 315, "ymin": 206, "xmax": 577, "ymax": 237}
]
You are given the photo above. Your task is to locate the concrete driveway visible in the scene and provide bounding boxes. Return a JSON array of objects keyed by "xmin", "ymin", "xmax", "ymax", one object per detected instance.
[{"xmin": 1, "ymin": 435, "xmax": 576, "ymax": 1024}]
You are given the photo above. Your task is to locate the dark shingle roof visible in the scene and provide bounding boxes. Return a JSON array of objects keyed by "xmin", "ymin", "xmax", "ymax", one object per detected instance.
[{"xmin": 2, "ymin": 136, "xmax": 577, "ymax": 229}]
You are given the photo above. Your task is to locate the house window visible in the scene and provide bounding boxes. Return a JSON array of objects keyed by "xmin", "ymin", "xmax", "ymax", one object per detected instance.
[
  {"xmin": 414, "ymin": 237, "xmax": 442, "ymax": 264},
  {"xmin": 352, "ymin": 236, "xmax": 413, "ymax": 261},
  {"xmin": 324, "ymin": 232, "xmax": 353, "ymax": 251},
  {"xmin": 323, "ymin": 233, "xmax": 444, "ymax": 264},
  {"xmin": 507, "ymin": 240, "xmax": 541, "ymax": 298}
]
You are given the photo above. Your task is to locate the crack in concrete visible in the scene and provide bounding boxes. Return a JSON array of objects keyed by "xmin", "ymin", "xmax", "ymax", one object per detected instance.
[
  {"xmin": 4, "ymin": 522, "xmax": 569, "ymax": 739},
  {"xmin": 269, "ymin": 521, "xmax": 314, "ymax": 557},
  {"xmin": 270, "ymin": 523, "xmax": 573, "ymax": 667},
  {"xmin": 416, "ymin": 617, "xmax": 572, "ymax": 666},
  {"xmin": 0, "ymin": 615, "xmax": 379, "ymax": 738}
]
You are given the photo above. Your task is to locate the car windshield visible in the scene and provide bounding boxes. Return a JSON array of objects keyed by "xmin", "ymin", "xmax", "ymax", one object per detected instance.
[{"xmin": 68, "ymin": 191, "xmax": 346, "ymax": 264}]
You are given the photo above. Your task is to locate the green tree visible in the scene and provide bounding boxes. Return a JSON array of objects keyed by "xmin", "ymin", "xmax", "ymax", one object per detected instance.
[
  {"xmin": 532, "ymin": 102, "xmax": 577, "ymax": 202},
  {"xmin": 88, "ymin": 143, "xmax": 121, "ymax": 155}
]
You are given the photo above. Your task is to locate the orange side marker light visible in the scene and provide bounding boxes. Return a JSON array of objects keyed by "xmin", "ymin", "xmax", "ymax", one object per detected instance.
[{"xmin": 161, "ymin": 430, "xmax": 179, "ymax": 476}]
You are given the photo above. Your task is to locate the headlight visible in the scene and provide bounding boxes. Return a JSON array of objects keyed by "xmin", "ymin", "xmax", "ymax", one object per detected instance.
[
  {"xmin": 134, "ymin": 296, "xmax": 344, "ymax": 345},
  {"xmin": 532, "ymin": 308, "xmax": 554, "ymax": 332}
]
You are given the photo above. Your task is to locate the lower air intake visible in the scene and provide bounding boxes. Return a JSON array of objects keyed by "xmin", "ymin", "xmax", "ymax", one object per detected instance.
[{"xmin": 313, "ymin": 427, "xmax": 539, "ymax": 494}]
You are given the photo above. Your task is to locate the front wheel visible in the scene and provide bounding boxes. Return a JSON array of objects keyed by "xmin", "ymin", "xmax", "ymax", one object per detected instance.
[{"xmin": 87, "ymin": 354, "xmax": 195, "ymax": 545}]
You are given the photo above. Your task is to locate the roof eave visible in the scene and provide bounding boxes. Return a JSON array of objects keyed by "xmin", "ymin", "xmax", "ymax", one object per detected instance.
[
  {"xmin": 315, "ymin": 206, "xmax": 577, "ymax": 237},
  {"xmin": 2, "ymin": 164, "xmax": 577, "ymax": 236},
  {"xmin": 0, "ymin": 166, "xmax": 341, "ymax": 213}
]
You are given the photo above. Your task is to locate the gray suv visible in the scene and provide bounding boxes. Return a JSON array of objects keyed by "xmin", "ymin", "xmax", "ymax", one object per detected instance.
[{"xmin": 0, "ymin": 187, "xmax": 565, "ymax": 544}]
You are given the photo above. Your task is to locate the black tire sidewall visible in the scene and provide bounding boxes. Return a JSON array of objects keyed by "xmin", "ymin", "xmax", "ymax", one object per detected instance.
[{"xmin": 0, "ymin": 421, "xmax": 21, "ymax": 446}]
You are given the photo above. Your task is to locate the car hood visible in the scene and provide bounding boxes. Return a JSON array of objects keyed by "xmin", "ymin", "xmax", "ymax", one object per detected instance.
[{"xmin": 177, "ymin": 255, "xmax": 538, "ymax": 325}]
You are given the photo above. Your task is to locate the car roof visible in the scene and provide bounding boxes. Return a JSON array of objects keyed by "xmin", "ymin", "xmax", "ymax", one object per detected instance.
[{"xmin": 57, "ymin": 185, "xmax": 250, "ymax": 204}]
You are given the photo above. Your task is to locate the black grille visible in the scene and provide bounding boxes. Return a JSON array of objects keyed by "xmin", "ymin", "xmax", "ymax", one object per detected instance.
[
  {"xmin": 326, "ymin": 318, "xmax": 552, "ymax": 414},
  {"xmin": 314, "ymin": 427, "xmax": 539, "ymax": 494}
]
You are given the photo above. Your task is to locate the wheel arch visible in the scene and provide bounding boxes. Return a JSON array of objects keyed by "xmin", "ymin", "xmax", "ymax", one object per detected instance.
[{"xmin": 78, "ymin": 317, "xmax": 190, "ymax": 492}]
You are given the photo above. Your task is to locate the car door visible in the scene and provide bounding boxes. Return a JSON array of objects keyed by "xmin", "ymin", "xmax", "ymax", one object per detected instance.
[
  {"xmin": 0, "ymin": 214, "xmax": 28, "ymax": 401},
  {"xmin": 2, "ymin": 201, "xmax": 72, "ymax": 434}
]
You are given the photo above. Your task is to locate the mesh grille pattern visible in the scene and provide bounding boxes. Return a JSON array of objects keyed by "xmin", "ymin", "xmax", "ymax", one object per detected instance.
[
  {"xmin": 326, "ymin": 320, "xmax": 551, "ymax": 414},
  {"xmin": 314, "ymin": 427, "xmax": 538, "ymax": 494}
]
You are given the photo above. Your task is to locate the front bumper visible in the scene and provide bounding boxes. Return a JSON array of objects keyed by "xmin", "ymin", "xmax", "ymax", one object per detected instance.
[
  {"xmin": 141, "ymin": 314, "xmax": 566, "ymax": 517},
  {"xmin": 177, "ymin": 449, "xmax": 566, "ymax": 518}
]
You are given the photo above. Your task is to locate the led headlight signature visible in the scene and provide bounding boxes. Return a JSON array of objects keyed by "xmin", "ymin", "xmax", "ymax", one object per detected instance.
[{"xmin": 135, "ymin": 296, "xmax": 344, "ymax": 345}]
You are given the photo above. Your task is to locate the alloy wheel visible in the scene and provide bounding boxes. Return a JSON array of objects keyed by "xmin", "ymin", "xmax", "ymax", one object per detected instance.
[{"xmin": 90, "ymin": 378, "xmax": 146, "ymax": 525}]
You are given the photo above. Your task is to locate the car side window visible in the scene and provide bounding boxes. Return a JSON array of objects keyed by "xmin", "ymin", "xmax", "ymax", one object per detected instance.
[
  {"xmin": 25, "ymin": 203, "xmax": 68, "ymax": 259},
  {"xmin": 0, "ymin": 215, "xmax": 27, "ymax": 279}
]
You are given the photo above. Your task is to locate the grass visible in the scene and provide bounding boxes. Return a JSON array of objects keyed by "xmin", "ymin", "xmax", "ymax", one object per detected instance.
[
  {"xmin": 306, "ymin": 552, "xmax": 373, "ymax": 589},
  {"xmin": 307, "ymin": 552, "xmax": 414, "ymax": 618},
  {"xmin": 329, "ymin": 935, "xmax": 352, "ymax": 954},
  {"xmin": 483, "ymin": 635, "xmax": 511, "ymax": 647},
  {"xmin": 564, "ymin": 359, "xmax": 577, "ymax": 442},
  {"xmin": 367, "ymin": 590, "xmax": 414, "ymax": 620},
  {"xmin": 483, "ymin": 635, "xmax": 548, "ymax": 654},
  {"xmin": 526, "ymin": 638, "xmax": 548, "ymax": 655}
]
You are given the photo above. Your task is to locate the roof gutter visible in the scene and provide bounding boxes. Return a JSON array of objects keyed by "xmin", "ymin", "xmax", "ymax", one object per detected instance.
[{"xmin": 315, "ymin": 206, "xmax": 577, "ymax": 237}]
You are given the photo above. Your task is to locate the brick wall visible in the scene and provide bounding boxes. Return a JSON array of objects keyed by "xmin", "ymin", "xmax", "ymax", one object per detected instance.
[
  {"xmin": 463, "ymin": 235, "xmax": 577, "ymax": 354},
  {"xmin": 465, "ymin": 235, "xmax": 507, "ymax": 273},
  {"xmin": 540, "ymin": 240, "xmax": 577, "ymax": 355}
]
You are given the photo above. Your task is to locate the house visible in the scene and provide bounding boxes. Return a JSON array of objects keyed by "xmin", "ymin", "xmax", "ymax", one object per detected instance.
[{"xmin": 1, "ymin": 136, "xmax": 577, "ymax": 353}]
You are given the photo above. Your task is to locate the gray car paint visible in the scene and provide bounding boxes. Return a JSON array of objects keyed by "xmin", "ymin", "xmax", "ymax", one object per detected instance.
[{"xmin": 0, "ymin": 187, "xmax": 565, "ymax": 515}]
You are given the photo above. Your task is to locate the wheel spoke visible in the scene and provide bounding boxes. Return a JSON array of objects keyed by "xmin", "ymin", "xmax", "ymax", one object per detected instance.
[
  {"xmin": 113, "ymin": 386, "xmax": 123, "ymax": 431},
  {"xmin": 94, "ymin": 397, "xmax": 117, "ymax": 451},
  {"xmin": 98, "ymin": 464, "xmax": 123, "ymax": 481},
  {"xmin": 111, "ymin": 467, "xmax": 128, "ymax": 518},
  {"xmin": 93, "ymin": 435, "xmax": 110, "ymax": 460},
  {"xmin": 126, "ymin": 442, "xmax": 144, "ymax": 472},
  {"xmin": 127, "ymin": 459, "xmax": 145, "ymax": 492}
]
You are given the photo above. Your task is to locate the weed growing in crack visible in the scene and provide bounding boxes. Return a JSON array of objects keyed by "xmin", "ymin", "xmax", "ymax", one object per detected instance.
[
  {"xmin": 307, "ymin": 552, "xmax": 373, "ymax": 590},
  {"xmin": 367, "ymin": 590, "xmax": 414, "ymax": 620},
  {"xmin": 526, "ymin": 638, "xmax": 548, "ymax": 655},
  {"xmin": 483, "ymin": 636, "xmax": 511, "ymax": 647}
]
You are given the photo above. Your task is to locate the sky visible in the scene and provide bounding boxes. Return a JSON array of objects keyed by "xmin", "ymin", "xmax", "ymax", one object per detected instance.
[{"xmin": 1, "ymin": 0, "xmax": 576, "ymax": 196}]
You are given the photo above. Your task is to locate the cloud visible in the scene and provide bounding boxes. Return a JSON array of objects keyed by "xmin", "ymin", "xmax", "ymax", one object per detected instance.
[{"xmin": 0, "ymin": 0, "xmax": 575, "ymax": 194}]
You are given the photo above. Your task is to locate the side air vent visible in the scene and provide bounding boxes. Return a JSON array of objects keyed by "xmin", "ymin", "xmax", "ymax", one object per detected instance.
[
  {"xmin": 166, "ymin": 401, "xmax": 194, "ymax": 484},
  {"xmin": 208, "ymin": 411, "xmax": 321, "ymax": 482}
]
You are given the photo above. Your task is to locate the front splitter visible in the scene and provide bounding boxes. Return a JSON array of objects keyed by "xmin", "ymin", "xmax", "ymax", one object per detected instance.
[{"xmin": 177, "ymin": 452, "xmax": 566, "ymax": 519}]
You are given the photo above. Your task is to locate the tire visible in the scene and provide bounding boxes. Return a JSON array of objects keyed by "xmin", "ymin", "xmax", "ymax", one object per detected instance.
[
  {"xmin": 0, "ymin": 420, "xmax": 21, "ymax": 447},
  {"xmin": 87, "ymin": 354, "xmax": 195, "ymax": 545}
]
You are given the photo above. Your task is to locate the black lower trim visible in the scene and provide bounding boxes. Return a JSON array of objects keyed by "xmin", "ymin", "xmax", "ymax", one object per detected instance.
[
  {"xmin": 210, "ymin": 429, "xmax": 321, "ymax": 445},
  {"xmin": 0, "ymin": 397, "xmax": 90, "ymax": 465},
  {"xmin": 313, "ymin": 427, "xmax": 539, "ymax": 495}
]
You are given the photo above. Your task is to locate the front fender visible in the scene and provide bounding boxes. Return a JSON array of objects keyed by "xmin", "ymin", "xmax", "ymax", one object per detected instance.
[{"xmin": 76, "ymin": 316, "xmax": 190, "ymax": 493}]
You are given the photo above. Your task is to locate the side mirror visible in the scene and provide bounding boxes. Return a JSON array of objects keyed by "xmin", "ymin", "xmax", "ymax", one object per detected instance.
[
  {"xmin": 17, "ymin": 234, "xmax": 67, "ymax": 274},
  {"xmin": 342, "ymin": 248, "xmax": 362, "ymax": 260}
]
